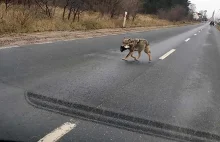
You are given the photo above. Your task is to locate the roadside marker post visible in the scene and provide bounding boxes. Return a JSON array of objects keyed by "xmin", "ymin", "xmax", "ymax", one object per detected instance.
[{"xmin": 123, "ymin": 11, "xmax": 128, "ymax": 28}]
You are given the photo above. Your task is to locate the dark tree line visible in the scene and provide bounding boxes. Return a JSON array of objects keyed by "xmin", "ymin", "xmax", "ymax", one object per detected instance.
[{"xmin": 142, "ymin": 0, "xmax": 190, "ymax": 14}]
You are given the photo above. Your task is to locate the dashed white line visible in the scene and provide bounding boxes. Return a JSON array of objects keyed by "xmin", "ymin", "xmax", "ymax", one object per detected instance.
[
  {"xmin": 194, "ymin": 34, "xmax": 197, "ymax": 36},
  {"xmin": 38, "ymin": 122, "xmax": 76, "ymax": 142},
  {"xmin": 185, "ymin": 38, "xmax": 190, "ymax": 42},
  {"xmin": 0, "ymin": 45, "xmax": 19, "ymax": 50},
  {"xmin": 159, "ymin": 49, "xmax": 176, "ymax": 60}
]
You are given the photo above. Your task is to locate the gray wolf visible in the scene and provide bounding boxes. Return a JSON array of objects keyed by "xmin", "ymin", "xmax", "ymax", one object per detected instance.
[{"xmin": 120, "ymin": 38, "xmax": 152, "ymax": 61}]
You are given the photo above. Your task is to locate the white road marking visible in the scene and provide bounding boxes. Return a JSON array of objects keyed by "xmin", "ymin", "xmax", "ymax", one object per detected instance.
[
  {"xmin": 62, "ymin": 39, "xmax": 75, "ymax": 42},
  {"xmin": 38, "ymin": 122, "xmax": 76, "ymax": 142},
  {"xmin": 159, "ymin": 49, "xmax": 176, "ymax": 60},
  {"xmin": 0, "ymin": 45, "xmax": 19, "ymax": 50},
  {"xmin": 34, "ymin": 41, "xmax": 53, "ymax": 45},
  {"xmin": 194, "ymin": 34, "xmax": 197, "ymax": 36},
  {"xmin": 86, "ymin": 37, "xmax": 94, "ymax": 39},
  {"xmin": 185, "ymin": 38, "xmax": 190, "ymax": 42},
  {"xmin": 198, "ymin": 31, "xmax": 201, "ymax": 33}
]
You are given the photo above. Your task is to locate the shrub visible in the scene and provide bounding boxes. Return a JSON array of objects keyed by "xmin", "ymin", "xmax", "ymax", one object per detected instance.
[
  {"xmin": 158, "ymin": 9, "xmax": 167, "ymax": 19},
  {"xmin": 158, "ymin": 5, "xmax": 186, "ymax": 22},
  {"xmin": 81, "ymin": 20, "xmax": 103, "ymax": 30},
  {"xmin": 168, "ymin": 5, "xmax": 186, "ymax": 21}
]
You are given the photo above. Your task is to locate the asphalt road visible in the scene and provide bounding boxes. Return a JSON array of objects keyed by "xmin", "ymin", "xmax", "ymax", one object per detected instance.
[{"xmin": 1, "ymin": 23, "xmax": 220, "ymax": 142}]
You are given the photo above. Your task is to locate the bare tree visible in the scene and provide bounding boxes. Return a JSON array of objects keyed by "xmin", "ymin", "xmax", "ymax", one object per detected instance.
[
  {"xmin": 123, "ymin": 0, "xmax": 141, "ymax": 21},
  {"xmin": 109, "ymin": 0, "xmax": 121, "ymax": 18},
  {"xmin": 86, "ymin": 0, "xmax": 122, "ymax": 18},
  {"xmin": 189, "ymin": 3, "xmax": 196, "ymax": 13},
  {"xmin": 62, "ymin": 0, "xmax": 70, "ymax": 20},
  {"xmin": 34, "ymin": 0, "xmax": 56, "ymax": 18},
  {"xmin": 60, "ymin": 0, "xmax": 86, "ymax": 22},
  {"xmin": 4, "ymin": 0, "xmax": 13, "ymax": 11}
]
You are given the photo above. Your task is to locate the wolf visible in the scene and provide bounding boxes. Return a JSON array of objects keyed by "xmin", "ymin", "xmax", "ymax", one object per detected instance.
[{"xmin": 120, "ymin": 38, "xmax": 152, "ymax": 61}]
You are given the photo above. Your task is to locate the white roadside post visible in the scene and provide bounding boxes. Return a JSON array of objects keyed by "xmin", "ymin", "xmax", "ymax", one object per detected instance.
[{"xmin": 123, "ymin": 11, "xmax": 128, "ymax": 28}]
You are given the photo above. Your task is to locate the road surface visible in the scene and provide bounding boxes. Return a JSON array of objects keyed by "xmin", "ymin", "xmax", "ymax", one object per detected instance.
[{"xmin": 1, "ymin": 23, "xmax": 220, "ymax": 142}]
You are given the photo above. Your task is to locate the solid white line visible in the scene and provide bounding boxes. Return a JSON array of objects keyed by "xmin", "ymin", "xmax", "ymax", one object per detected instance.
[
  {"xmin": 62, "ymin": 39, "xmax": 75, "ymax": 42},
  {"xmin": 194, "ymin": 34, "xmax": 197, "ymax": 36},
  {"xmin": 86, "ymin": 37, "xmax": 94, "ymax": 39},
  {"xmin": 34, "ymin": 41, "xmax": 53, "ymax": 45},
  {"xmin": 185, "ymin": 38, "xmax": 190, "ymax": 42},
  {"xmin": 159, "ymin": 49, "xmax": 176, "ymax": 60},
  {"xmin": 38, "ymin": 122, "xmax": 76, "ymax": 142},
  {"xmin": 0, "ymin": 45, "xmax": 19, "ymax": 50}
]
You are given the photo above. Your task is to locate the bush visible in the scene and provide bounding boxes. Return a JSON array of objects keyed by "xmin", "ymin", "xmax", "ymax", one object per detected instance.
[
  {"xmin": 81, "ymin": 20, "xmax": 103, "ymax": 30},
  {"xmin": 158, "ymin": 9, "xmax": 167, "ymax": 19},
  {"xmin": 168, "ymin": 5, "xmax": 186, "ymax": 21},
  {"xmin": 158, "ymin": 5, "xmax": 186, "ymax": 22}
]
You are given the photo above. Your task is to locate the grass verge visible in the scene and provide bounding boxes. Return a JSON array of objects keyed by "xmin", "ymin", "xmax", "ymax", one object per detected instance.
[
  {"xmin": 0, "ymin": 4, "xmax": 195, "ymax": 34},
  {"xmin": 217, "ymin": 24, "xmax": 220, "ymax": 31}
]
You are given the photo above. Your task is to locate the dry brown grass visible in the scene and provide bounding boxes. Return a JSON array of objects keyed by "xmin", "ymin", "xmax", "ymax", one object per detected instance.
[
  {"xmin": 217, "ymin": 24, "xmax": 220, "ymax": 31},
  {"xmin": 0, "ymin": 4, "xmax": 194, "ymax": 34}
]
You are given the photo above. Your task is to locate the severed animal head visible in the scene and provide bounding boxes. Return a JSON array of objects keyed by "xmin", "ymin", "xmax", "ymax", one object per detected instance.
[{"xmin": 120, "ymin": 38, "xmax": 132, "ymax": 52}]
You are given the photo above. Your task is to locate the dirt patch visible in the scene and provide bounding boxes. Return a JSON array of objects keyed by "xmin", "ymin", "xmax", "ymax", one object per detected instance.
[{"xmin": 0, "ymin": 24, "xmax": 191, "ymax": 47}]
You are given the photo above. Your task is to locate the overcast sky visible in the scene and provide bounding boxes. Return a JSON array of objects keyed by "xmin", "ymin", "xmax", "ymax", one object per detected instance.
[{"xmin": 190, "ymin": 0, "xmax": 220, "ymax": 18}]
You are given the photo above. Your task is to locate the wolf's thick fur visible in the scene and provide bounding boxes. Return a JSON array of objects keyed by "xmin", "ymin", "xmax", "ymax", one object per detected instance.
[{"xmin": 120, "ymin": 38, "xmax": 152, "ymax": 61}]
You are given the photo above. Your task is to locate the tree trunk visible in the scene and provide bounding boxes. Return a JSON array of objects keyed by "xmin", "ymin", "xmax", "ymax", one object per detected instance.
[
  {"xmin": 62, "ymin": 5, "xmax": 68, "ymax": 20},
  {"xmin": 27, "ymin": 0, "xmax": 31, "ymax": 8},
  {"xmin": 45, "ymin": 2, "xmax": 52, "ymax": 18},
  {"xmin": 72, "ymin": 7, "xmax": 80, "ymax": 22},
  {"xmin": 23, "ymin": 0, "xmax": 26, "ymax": 7},
  {"xmin": 52, "ymin": 0, "xmax": 56, "ymax": 16},
  {"xmin": 5, "ymin": 0, "xmax": 9, "ymax": 11},
  {"xmin": 110, "ymin": 9, "xmax": 115, "ymax": 18},
  {"xmin": 67, "ymin": 7, "xmax": 72, "ymax": 20},
  {"xmin": 132, "ymin": 13, "xmax": 136, "ymax": 21},
  {"xmin": 77, "ymin": 11, "xmax": 80, "ymax": 22},
  {"xmin": 72, "ymin": 13, "xmax": 76, "ymax": 22},
  {"xmin": 72, "ymin": 10, "xmax": 77, "ymax": 22}
]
